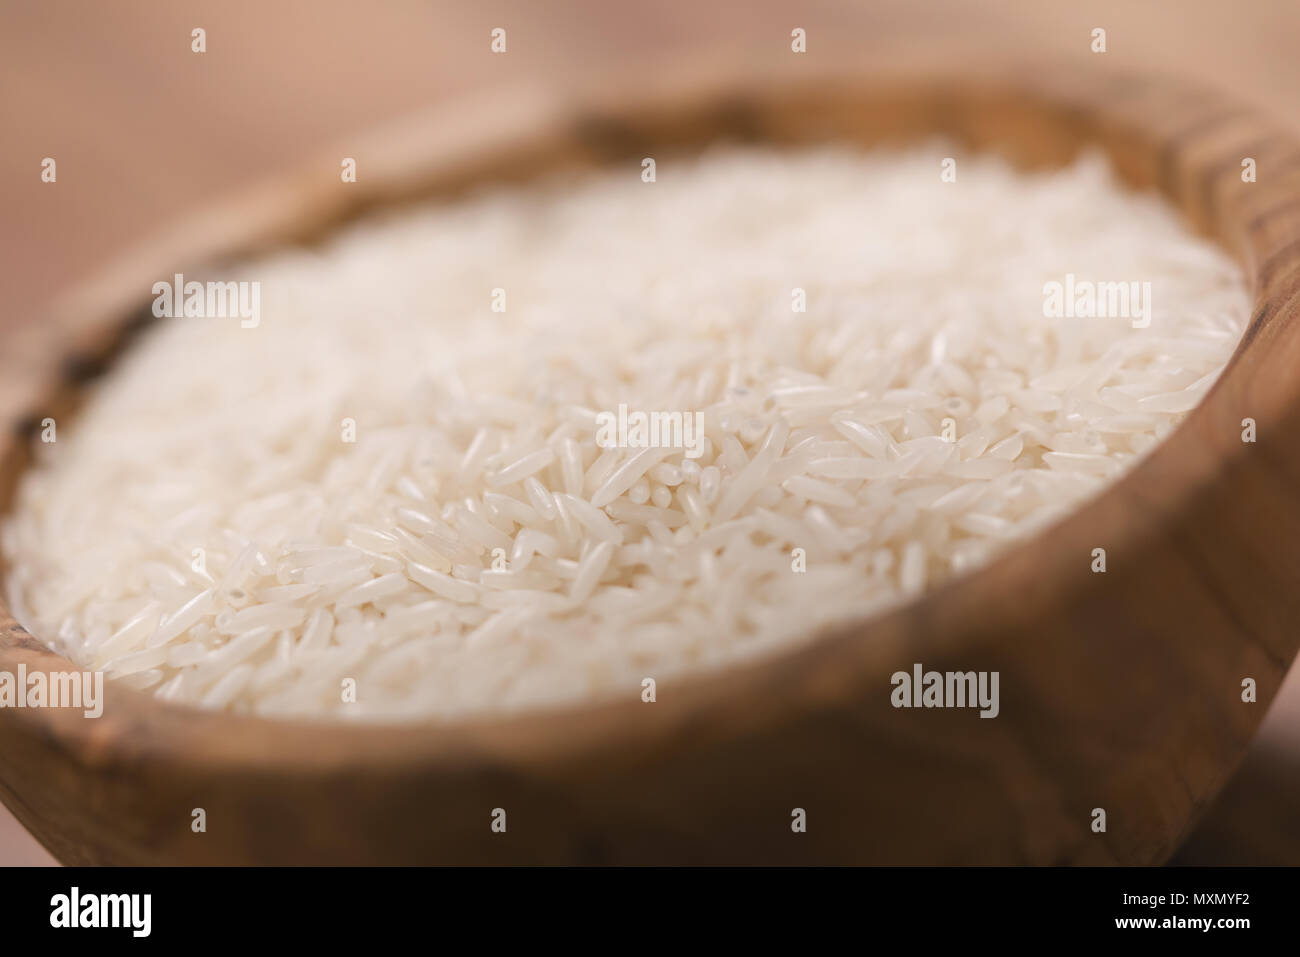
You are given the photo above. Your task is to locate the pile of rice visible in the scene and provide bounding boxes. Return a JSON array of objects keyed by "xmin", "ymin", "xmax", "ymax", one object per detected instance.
[{"xmin": 1, "ymin": 148, "xmax": 1249, "ymax": 719}]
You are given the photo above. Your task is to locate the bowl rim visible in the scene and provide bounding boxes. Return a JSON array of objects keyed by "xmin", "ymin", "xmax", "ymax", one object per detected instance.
[{"xmin": 3, "ymin": 62, "xmax": 1300, "ymax": 862}]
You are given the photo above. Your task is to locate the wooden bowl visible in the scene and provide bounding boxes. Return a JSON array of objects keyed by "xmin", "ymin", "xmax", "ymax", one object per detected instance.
[
  {"xmin": 4, "ymin": 65, "xmax": 1300, "ymax": 865},
  {"xmin": 1175, "ymin": 660, "xmax": 1300, "ymax": 864}
]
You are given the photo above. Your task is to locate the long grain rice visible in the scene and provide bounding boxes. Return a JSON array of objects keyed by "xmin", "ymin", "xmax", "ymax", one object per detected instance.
[{"xmin": 1, "ymin": 147, "xmax": 1249, "ymax": 719}]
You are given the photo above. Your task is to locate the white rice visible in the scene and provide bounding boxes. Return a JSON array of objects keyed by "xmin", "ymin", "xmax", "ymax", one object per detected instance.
[{"xmin": 1, "ymin": 147, "xmax": 1248, "ymax": 719}]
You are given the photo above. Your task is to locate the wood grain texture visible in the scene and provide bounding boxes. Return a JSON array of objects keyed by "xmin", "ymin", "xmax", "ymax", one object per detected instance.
[{"xmin": 2, "ymin": 64, "xmax": 1299, "ymax": 864}]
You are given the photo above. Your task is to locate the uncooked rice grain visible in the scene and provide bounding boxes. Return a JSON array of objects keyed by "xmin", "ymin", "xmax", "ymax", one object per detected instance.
[{"xmin": 1, "ymin": 146, "xmax": 1249, "ymax": 719}]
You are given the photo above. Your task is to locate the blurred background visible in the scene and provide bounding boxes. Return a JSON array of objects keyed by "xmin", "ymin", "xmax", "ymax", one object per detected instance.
[{"xmin": 2, "ymin": 0, "xmax": 1298, "ymax": 865}]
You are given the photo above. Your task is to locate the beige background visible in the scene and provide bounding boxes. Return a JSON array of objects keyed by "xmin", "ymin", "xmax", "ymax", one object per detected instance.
[{"xmin": 2, "ymin": 0, "xmax": 1298, "ymax": 865}]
